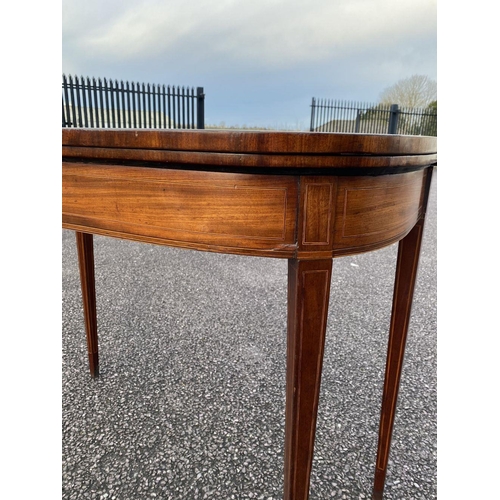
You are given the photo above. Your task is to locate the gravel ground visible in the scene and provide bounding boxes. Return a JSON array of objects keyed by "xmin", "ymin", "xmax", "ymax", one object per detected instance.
[{"xmin": 62, "ymin": 174, "xmax": 437, "ymax": 500}]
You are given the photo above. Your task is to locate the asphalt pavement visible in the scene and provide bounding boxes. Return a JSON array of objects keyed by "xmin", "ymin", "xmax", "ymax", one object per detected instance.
[{"xmin": 62, "ymin": 173, "xmax": 437, "ymax": 500}]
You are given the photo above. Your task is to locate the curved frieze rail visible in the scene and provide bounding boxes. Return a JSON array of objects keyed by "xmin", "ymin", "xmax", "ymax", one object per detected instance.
[{"xmin": 62, "ymin": 129, "xmax": 436, "ymax": 259}]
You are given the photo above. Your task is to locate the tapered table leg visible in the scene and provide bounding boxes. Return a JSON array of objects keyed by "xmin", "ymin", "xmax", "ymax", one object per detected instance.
[
  {"xmin": 372, "ymin": 219, "xmax": 426, "ymax": 499},
  {"xmin": 284, "ymin": 258, "xmax": 333, "ymax": 500},
  {"xmin": 76, "ymin": 231, "xmax": 99, "ymax": 378}
]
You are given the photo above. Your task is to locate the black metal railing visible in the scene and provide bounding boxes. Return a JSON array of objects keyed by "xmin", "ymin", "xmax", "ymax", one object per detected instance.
[
  {"xmin": 310, "ymin": 99, "xmax": 437, "ymax": 136},
  {"xmin": 62, "ymin": 74, "xmax": 205, "ymax": 129}
]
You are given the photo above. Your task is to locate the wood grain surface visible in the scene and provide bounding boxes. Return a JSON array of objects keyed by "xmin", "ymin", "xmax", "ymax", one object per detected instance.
[
  {"xmin": 332, "ymin": 171, "xmax": 425, "ymax": 255},
  {"xmin": 63, "ymin": 128, "xmax": 437, "ymax": 500},
  {"xmin": 62, "ymin": 128, "xmax": 437, "ymax": 155},
  {"xmin": 63, "ymin": 162, "xmax": 298, "ymax": 257}
]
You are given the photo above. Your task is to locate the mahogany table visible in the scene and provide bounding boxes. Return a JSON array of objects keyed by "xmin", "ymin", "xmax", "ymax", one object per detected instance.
[{"xmin": 62, "ymin": 128, "xmax": 437, "ymax": 499}]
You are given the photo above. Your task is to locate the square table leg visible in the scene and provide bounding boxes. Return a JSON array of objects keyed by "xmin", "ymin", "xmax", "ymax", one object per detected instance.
[
  {"xmin": 372, "ymin": 217, "xmax": 427, "ymax": 499},
  {"xmin": 76, "ymin": 231, "xmax": 99, "ymax": 378},
  {"xmin": 284, "ymin": 258, "xmax": 333, "ymax": 500}
]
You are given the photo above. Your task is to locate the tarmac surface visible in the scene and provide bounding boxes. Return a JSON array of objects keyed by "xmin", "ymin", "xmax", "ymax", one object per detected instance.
[{"xmin": 62, "ymin": 174, "xmax": 437, "ymax": 500}]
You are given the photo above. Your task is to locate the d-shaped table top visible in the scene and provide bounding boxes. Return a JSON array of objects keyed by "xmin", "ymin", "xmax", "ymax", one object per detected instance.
[{"xmin": 62, "ymin": 128, "xmax": 437, "ymax": 169}]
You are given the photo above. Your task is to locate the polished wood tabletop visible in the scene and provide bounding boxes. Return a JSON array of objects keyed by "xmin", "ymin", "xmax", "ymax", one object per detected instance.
[{"xmin": 62, "ymin": 128, "xmax": 437, "ymax": 499}]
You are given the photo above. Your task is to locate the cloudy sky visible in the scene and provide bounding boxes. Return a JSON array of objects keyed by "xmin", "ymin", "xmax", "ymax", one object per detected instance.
[{"xmin": 62, "ymin": 0, "xmax": 436, "ymax": 129}]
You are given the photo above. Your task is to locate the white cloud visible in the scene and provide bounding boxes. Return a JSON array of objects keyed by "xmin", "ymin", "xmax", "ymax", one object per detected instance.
[
  {"xmin": 66, "ymin": 0, "xmax": 436, "ymax": 69},
  {"xmin": 62, "ymin": 0, "xmax": 437, "ymax": 126}
]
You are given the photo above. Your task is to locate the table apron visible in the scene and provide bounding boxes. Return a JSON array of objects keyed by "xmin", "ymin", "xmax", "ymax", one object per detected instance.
[{"xmin": 63, "ymin": 162, "xmax": 428, "ymax": 259}]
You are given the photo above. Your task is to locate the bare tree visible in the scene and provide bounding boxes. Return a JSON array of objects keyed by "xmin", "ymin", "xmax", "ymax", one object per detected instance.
[{"xmin": 379, "ymin": 75, "xmax": 437, "ymax": 108}]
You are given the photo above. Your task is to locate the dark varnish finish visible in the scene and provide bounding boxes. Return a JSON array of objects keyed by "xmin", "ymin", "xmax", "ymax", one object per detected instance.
[
  {"xmin": 75, "ymin": 231, "xmax": 99, "ymax": 378},
  {"xmin": 63, "ymin": 128, "xmax": 437, "ymax": 499},
  {"xmin": 285, "ymin": 259, "xmax": 332, "ymax": 500}
]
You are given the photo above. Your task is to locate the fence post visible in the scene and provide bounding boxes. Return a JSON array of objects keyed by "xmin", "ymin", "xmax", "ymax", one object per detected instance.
[
  {"xmin": 196, "ymin": 87, "xmax": 205, "ymax": 129},
  {"xmin": 388, "ymin": 104, "xmax": 399, "ymax": 134},
  {"xmin": 355, "ymin": 109, "xmax": 361, "ymax": 133},
  {"xmin": 310, "ymin": 97, "xmax": 316, "ymax": 132}
]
